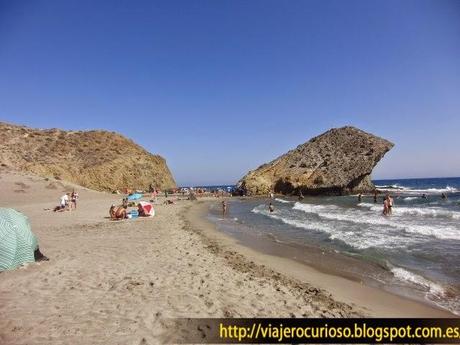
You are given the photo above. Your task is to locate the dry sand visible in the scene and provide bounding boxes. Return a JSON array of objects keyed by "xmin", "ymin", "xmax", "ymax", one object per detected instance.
[{"xmin": 0, "ymin": 171, "xmax": 452, "ymax": 345}]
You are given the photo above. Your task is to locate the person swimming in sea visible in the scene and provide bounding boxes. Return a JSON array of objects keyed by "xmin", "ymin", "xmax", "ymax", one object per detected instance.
[
  {"xmin": 373, "ymin": 190, "xmax": 378, "ymax": 203},
  {"xmin": 269, "ymin": 202, "xmax": 274, "ymax": 213},
  {"xmin": 358, "ymin": 193, "xmax": 362, "ymax": 202},
  {"xmin": 441, "ymin": 193, "xmax": 448, "ymax": 200},
  {"xmin": 421, "ymin": 193, "xmax": 427, "ymax": 199}
]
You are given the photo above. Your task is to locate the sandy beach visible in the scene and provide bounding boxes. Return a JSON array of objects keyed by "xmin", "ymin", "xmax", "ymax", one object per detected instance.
[{"xmin": 0, "ymin": 171, "xmax": 453, "ymax": 345}]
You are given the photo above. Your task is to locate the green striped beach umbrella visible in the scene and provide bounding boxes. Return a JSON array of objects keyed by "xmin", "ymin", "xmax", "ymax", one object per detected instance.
[{"xmin": 0, "ymin": 208, "xmax": 38, "ymax": 271}]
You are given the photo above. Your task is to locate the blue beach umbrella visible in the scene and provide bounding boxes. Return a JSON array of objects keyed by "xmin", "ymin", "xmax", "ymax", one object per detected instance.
[{"xmin": 0, "ymin": 208, "xmax": 38, "ymax": 271}]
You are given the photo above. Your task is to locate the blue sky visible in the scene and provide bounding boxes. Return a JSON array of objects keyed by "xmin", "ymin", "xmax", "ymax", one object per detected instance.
[{"xmin": 0, "ymin": 0, "xmax": 459, "ymax": 186}]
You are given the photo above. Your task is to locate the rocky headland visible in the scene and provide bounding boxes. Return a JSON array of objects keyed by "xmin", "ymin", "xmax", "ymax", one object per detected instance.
[{"xmin": 237, "ymin": 126, "xmax": 393, "ymax": 196}]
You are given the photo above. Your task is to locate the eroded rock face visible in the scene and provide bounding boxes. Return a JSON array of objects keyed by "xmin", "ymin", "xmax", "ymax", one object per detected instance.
[
  {"xmin": 0, "ymin": 122, "xmax": 176, "ymax": 191},
  {"xmin": 237, "ymin": 126, "xmax": 393, "ymax": 196}
]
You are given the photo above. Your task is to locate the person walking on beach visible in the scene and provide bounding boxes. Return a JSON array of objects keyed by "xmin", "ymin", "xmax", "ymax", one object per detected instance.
[
  {"xmin": 269, "ymin": 202, "xmax": 274, "ymax": 213},
  {"xmin": 222, "ymin": 201, "xmax": 227, "ymax": 217}
]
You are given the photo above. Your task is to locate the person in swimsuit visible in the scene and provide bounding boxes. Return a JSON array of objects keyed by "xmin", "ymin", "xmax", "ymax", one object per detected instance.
[
  {"xmin": 222, "ymin": 201, "xmax": 227, "ymax": 217},
  {"xmin": 269, "ymin": 202, "xmax": 274, "ymax": 213},
  {"xmin": 388, "ymin": 195, "xmax": 393, "ymax": 215},
  {"xmin": 110, "ymin": 205, "xmax": 127, "ymax": 220},
  {"xmin": 383, "ymin": 195, "xmax": 389, "ymax": 216},
  {"xmin": 71, "ymin": 190, "xmax": 78, "ymax": 210}
]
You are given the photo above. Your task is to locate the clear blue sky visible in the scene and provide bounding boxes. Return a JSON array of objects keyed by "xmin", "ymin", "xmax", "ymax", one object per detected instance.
[{"xmin": 1, "ymin": 0, "xmax": 459, "ymax": 186}]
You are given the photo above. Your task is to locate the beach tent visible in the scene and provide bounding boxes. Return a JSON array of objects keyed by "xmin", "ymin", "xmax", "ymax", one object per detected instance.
[
  {"xmin": 127, "ymin": 193, "xmax": 143, "ymax": 201},
  {"xmin": 0, "ymin": 208, "xmax": 38, "ymax": 271},
  {"xmin": 138, "ymin": 201, "xmax": 155, "ymax": 216}
]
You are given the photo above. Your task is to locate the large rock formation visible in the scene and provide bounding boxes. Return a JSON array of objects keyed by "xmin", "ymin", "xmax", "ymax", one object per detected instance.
[
  {"xmin": 238, "ymin": 126, "xmax": 393, "ymax": 196},
  {"xmin": 0, "ymin": 122, "xmax": 176, "ymax": 191}
]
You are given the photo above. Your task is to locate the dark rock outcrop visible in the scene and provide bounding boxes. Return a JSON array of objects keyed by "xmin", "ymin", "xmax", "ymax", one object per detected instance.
[
  {"xmin": 0, "ymin": 122, "xmax": 176, "ymax": 191},
  {"xmin": 237, "ymin": 126, "xmax": 393, "ymax": 196}
]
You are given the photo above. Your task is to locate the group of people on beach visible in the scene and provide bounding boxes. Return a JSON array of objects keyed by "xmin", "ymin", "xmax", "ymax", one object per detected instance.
[
  {"xmin": 109, "ymin": 200, "xmax": 153, "ymax": 220},
  {"xmin": 53, "ymin": 190, "xmax": 78, "ymax": 212}
]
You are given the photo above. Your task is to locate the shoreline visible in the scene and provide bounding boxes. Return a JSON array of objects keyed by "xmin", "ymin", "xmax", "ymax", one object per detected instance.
[{"xmin": 185, "ymin": 199, "xmax": 454, "ymax": 317}]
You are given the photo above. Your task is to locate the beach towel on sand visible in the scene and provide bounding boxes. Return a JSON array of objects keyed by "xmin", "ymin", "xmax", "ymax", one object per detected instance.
[
  {"xmin": 127, "ymin": 193, "xmax": 143, "ymax": 201},
  {"xmin": 0, "ymin": 208, "xmax": 39, "ymax": 271}
]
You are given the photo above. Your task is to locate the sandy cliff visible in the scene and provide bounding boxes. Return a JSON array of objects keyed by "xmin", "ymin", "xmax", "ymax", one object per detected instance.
[{"xmin": 0, "ymin": 122, "xmax": 176, "ymax": 191}]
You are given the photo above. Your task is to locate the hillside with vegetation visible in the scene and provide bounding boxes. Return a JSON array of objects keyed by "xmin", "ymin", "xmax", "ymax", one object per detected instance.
[{"xmin": 0, "ymin": 122, "xmax": 176, "ymax": 191}]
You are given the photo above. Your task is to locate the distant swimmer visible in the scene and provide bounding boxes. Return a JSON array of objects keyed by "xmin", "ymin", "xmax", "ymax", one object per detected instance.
[
  {"xmin": 358, "ymin": 193, "xmax": 362, "ymax": 202},
  {"xmin": 421, "ymin": 193, "xmax": 427, "ymax": 199},
  {"xmin": 373, "ymin": 190, "xmax": 378, "ymax": 203},
  {"xmin": 269, "ymin": 202, "xmax": 274, "ymax": 213},
  {"xmin": 441, "ymin": 193, "xmax": 448, "ymax": 200},
  {"xmin": 222, "ymin": 201, "xmax": 227, "ymax": 216}
]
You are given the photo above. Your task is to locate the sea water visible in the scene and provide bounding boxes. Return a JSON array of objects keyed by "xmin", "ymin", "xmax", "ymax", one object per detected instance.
[{"xmin": 208, "ymin": 177, "xmax": 460, "ymax": 315}]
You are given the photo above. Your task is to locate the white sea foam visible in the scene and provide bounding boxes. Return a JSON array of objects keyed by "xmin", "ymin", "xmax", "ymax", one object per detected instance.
[
  {"xmin": 377, "ymin": 185, "xmax": 459, "ymax": 195},
  {"xmin": 358, "ymin": 202, "xmax": 460, "ymax": 219},
  {"xmin": 274, "ymin": 198, "xmax": 292, "ymax": 204},
  {"xmin": 252, "ymin": 204, "xmax": 409, "ymax": 249},
  {"xmin": 403, "ymin": 197, "xmax": 418, "ymax": 201},
  {"xmin": 295, "ymin": 202, "xmax": 460, "ymax": 240},
  {"xmin": 391, "ymin": 267, "xmax": 445, "ymax": 296}
]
